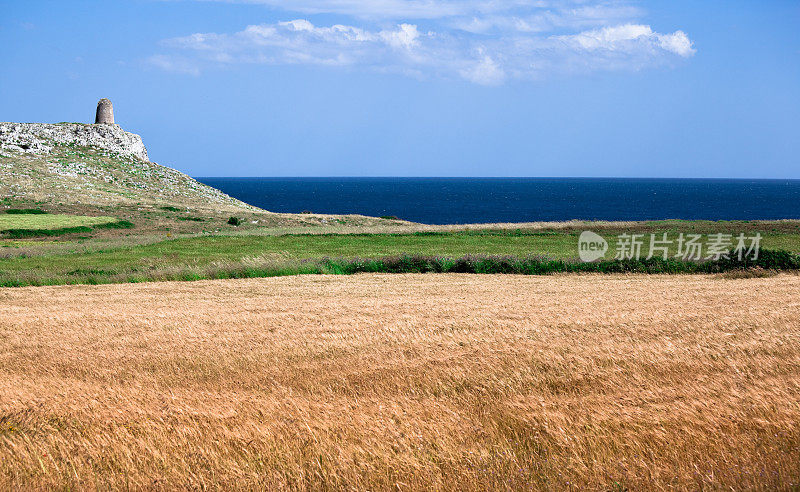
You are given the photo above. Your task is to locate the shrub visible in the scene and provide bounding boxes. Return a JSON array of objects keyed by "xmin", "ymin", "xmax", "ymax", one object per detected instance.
[
  {"xmin": 227, "ymin": 216, "xmax": 242, "ymax": 226},
  {"xmin": 96, "ymin": 220, "xmax": 134, "ymax": 230},
  {"xmin": 380, "ymin": 215, "xmax": 400, "ymax": 220},
  {"xmin": 160, "ymin": 206, "xmax": 182, "ymax": 212},
  {"xmin": 715, "ymin": 248, "xmax": 800, "ymax": 271},
  {"xmin": 6, "ymin": 208, "xmax": 48, "ymax": 214},
  {"xmin": 2, "ymin": 226, "xmax": 93, "ymax": 238},
  {"xmin": 319, "ymin": 249, "xmax": 800, "ymax": 276}
]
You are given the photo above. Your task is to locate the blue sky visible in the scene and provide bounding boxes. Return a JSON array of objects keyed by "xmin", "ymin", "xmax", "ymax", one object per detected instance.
[{"xmin": 1, "ymin": 0, "xmax": 798, "ymax": 178}]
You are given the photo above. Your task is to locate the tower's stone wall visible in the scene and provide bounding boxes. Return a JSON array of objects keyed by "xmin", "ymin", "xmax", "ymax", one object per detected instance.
[{"xmin": 95, "ymin": 98, "xmax": 114, "ymax": 124}]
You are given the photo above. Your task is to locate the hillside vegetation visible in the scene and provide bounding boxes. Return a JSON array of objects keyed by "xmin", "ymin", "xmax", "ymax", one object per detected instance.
[
  {"xmin": 0, "ymin": 124, "xmax": 253, "ymax": 213},
  {"xmin": 0, "ymin": 123, "xmax": 403, "ymax": 236}
]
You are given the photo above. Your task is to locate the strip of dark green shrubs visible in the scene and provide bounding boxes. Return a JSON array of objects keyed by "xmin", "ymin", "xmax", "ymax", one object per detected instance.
[
  {"xmin": 319, "ymin": 249, "xmax": 800, "ymax": 275},
  {"xmin": 4, "ymin": 208, "xmax": 49, "ymax": 214}
]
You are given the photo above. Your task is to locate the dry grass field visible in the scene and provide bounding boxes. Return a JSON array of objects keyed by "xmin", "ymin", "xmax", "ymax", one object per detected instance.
[{"xmin": 1, "ymin": 273, "xmax": 799, "ymax": 490}]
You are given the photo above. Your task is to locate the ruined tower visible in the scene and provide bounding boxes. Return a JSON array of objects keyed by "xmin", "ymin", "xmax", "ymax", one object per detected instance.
[{"xmin": 95, "ymin": 98, "xmax": 114, "ymax": 124}]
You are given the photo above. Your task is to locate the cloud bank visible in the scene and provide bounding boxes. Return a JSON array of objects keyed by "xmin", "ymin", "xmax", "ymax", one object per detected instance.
[{"xmin": 150, "ymin": 0, "xmax": 695, "ymax": 84}]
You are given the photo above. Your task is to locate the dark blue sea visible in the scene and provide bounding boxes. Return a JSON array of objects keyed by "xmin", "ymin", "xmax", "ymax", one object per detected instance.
[{"xmin": 195, "ymin": 177, "xmax": 800, "ymax": 225}]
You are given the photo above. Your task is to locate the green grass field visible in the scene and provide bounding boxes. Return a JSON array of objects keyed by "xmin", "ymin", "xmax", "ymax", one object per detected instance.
[
  {"xmin": 0, "ymin": 214, "xmax": 117, "ymax": 231},
  {"xmin": 2, "ymin": 222, "xmax": 800, "ymax": 286}
]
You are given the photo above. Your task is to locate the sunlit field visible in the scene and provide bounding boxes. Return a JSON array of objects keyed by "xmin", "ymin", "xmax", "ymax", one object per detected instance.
[{"xmin": 1, "ymin": 273, "xmax": 798, "ymax": 489}]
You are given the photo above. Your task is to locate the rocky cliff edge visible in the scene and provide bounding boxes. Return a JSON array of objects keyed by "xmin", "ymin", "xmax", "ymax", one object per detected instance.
[{"xmin": 0, "ymin": 123, "xmax": 149, "ymax": 162}]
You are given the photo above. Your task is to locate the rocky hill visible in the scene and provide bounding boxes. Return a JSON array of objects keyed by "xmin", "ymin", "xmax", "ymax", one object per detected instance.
[
  {"xmin": 1, "ymin": 123, "xmax": 149, "ymax": 161},
  {"xmin": 0, "ymin": 122, "xmax": 255, "ymax": 213}
]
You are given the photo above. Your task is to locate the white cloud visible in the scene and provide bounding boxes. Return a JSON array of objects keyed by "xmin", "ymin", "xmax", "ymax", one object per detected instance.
[
  {"xmin": 149, "ymin": 0, "xmax": 695, "ymax": 84},
  {"xmin": 560, "ymin": 23, "xmax": 654, "ymax": 50},
  {"xmin": 157, "ymin": 20, "xmax": 426, "ymax": 70},
  {"xmin": 557, "ymin": 24, "xmax": 695, "ymax": 57},
  {"xmin": 449, "ymin": 4, "xmax": 642, "ymax": 34},
  {"xmin": 460, "ymin": 54, "xmax": 506, "ymax": 85},
  {"xmin": 380, "ymin": 23, "xmax": 420, "ymax": 49},
  {"xmin": 658, "ymin": 30, "xmax": 695, "ymax": 57}
]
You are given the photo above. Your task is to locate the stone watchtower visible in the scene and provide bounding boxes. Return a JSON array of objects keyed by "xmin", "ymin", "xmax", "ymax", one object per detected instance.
[{"xmin": 95, "ymin": 98, "xmax": 114, "ymax": 124}]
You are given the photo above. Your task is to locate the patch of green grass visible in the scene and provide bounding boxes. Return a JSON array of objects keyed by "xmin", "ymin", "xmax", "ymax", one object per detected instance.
[
  {"xmin": 0, "ymin": 214, "xmax": 117, "ymax": 232},
  {"xmin": 1, "ymin": 227, "xmax": 800, "ymax": 284},
  {"xmin": 0, "ymin": 249, "xmax": 797, "ymax": 288},
  {"xmin": 0, "ymin": 240, "xmax": 46, "ymax": 248},
  {"xmin": 160, "ymin": 206, "xmax": 182, "ymax": 212},
  {"xmin": 2, "ymin": 221, "xmax": 800, "ymax": 286},
  {"xmin": 0, "ymin": 215, "xmax": 133, "ymax": 239}
]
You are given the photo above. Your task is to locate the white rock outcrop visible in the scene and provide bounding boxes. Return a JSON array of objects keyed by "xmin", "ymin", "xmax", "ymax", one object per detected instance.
[{"xmin": 0, "ymin": 122, "xmax": 149, "ymax": 161}]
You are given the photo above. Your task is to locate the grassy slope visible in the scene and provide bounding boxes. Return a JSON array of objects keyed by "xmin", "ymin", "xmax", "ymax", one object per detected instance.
[{"xmin": 0, "ymin": 143, "xmax": 253, "ymax": 213}]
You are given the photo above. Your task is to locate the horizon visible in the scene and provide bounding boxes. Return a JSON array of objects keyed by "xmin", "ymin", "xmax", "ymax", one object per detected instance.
[{"xmin": 2, "ymin": 1, "xmax": 799, "ymax": 179}]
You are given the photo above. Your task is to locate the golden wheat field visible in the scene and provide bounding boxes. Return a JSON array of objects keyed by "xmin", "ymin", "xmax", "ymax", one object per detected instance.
[{"xmin": 0, "ymin": 273, "xmax": 799, "ymax": 490}]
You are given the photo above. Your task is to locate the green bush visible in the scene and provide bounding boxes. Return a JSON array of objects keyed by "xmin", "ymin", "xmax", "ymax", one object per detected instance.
[
  {"xmin": 227, "ymin": 216, "xmax": 242, "ymax": 226},
  {"xmin": 5, "ymin": 208, "xmax": 48, "ymax": 215},
  {"xmin": 320, "ymin": 249, "xmax": 800, "ymax": 276},
  {"xmin": 2, "ymin": 226, "xmax": 93, "ymax": 238},
  {"xmin": 96, "ymin": 220, "xmax": 134, "ymax": 230}
]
